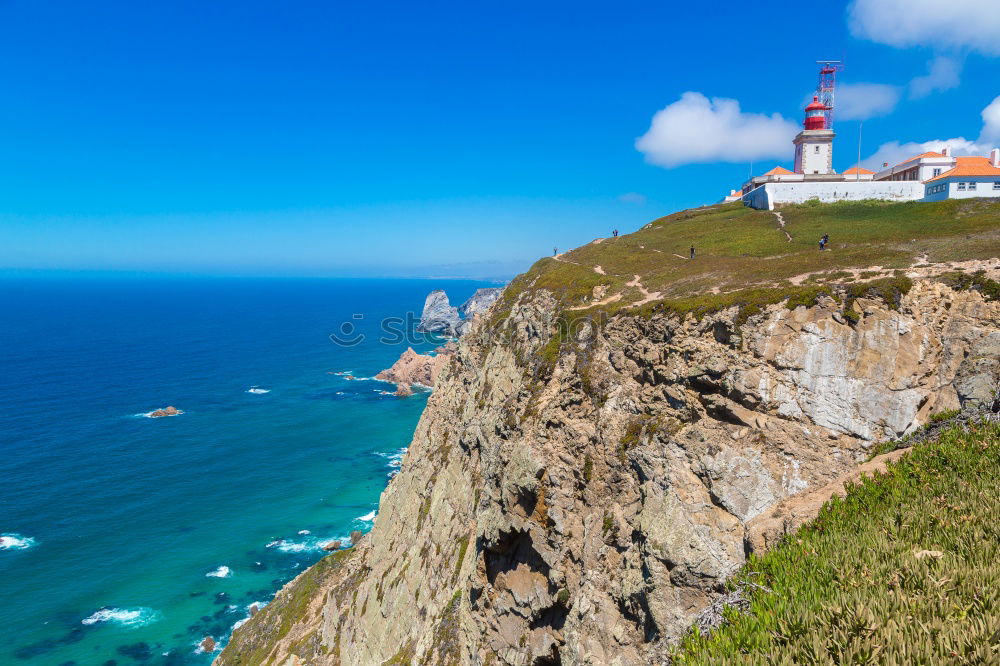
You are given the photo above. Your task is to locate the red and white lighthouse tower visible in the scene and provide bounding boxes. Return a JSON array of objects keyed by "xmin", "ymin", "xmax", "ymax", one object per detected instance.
[{"xmin": 793, "ymin": 61, "xmax": 841, "ymax": 175}]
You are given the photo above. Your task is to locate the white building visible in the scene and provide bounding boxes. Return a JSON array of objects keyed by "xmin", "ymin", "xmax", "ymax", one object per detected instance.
[
  {"xmin": 874, "ymin": 149, "xmax": 957, "ymax": 182},
  {"xmin": 922, "ymin": 152, "xmax": 1000, "ymax": 201},
  {"xmin": 734, "ymin": 92, "xmax": 1000, "ymax": 209}
]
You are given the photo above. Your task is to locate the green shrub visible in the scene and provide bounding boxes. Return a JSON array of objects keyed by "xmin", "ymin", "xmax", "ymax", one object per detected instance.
[{"xmin": 671, "ymin": 421, "xmax": 1000, "ymax": 665}]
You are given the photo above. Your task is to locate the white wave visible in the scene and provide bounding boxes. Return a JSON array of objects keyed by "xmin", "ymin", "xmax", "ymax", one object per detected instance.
[
  {"xmin": 375, "ymin": 448, "xmax": 407, "ymax": 468},
  {"xmin": 82, "ymin": 607, "xmax": 160, "ymax": 627},
  {"xmin": 232, "ymin": 617, "xmax": 250, "ymax": 631},
  {"xmin": 357, "ymin": 511, "xmax": 376, "ymax": 522},
  {"xmin": 0, "ymin": 533, "xmax": 36, "ymax": 551},
  {"xmin": 206, "ymin": 565, "xmax": 232, "ymax": 578},
  {"xmin": 267, "ymin": 535, "xmax": 349, "ymax": 553},
  {"xmin": 297, "ymin": 530, "xmax": 311, "ymax": 535},
  {"xmin": 246, "ymin": 387, "xmax": 270, "ymax": 394}
]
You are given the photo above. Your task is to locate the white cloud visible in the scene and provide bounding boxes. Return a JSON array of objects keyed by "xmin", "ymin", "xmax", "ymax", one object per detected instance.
[
  {"xmin": 635, "ymin": 92, "xmax": 799, "ymax": 168},
  {"xmin": 836, "ymin": 83, "xmax": 902, "ymax": 120},
  {"xmin": 849, "ymin": 0, "xmax": 1000, "ymax": 55},
  {"xmin": 980, "ymin": 94, "xmax": 1000, "ymax": 142},
  {"xmin": 909, "ymin": 56, "xmax": 962, "ymax": 98},
  {"xmin": 617, "ymin": 192, "xmax": 647, "ymax": 204},
  {"xmin": 863, "ymin": 94, "xmax": 1000, "ymax": 169}
]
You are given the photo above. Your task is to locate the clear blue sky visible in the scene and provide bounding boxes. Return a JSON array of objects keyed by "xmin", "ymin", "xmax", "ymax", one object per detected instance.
[{"xmin": 2, "ymin": 0, "xmax": 998, "ymax": 277}]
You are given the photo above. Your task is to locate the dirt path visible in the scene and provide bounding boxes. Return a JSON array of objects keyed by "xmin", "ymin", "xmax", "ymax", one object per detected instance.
[
  {"xmin": 625, "ymin": 274, "xmax": 663, "ymax": 308},
  {"xmin": 773, "ymin": 211, "xmax": 792, "ymax": 242},
  {"xmin": 786, "ymin": 257, "xmax": 1000, "ymax": 287}
]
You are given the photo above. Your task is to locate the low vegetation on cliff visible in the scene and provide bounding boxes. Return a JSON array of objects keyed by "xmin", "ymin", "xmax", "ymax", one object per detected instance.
[
  {"xmin": 671, "ymin": 420, "xmax": 1000, "ymax": 665},
  {"xmin": 492, "ymin": 199, "xmax": 1000, "ymax": 327}
]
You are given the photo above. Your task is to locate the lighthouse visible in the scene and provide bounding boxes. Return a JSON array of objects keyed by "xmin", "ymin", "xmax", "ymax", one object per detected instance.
[
  {"xmin": 793, "ymin": 61, "xmax": 840, "ymax": 175},
  {"xmin": 793, "ymin": 96, "xmax": 835, "ymax": 174}
]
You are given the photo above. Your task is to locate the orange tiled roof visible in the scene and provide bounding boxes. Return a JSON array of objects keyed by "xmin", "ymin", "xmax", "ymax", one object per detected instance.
[
  {"xmin": 762, "ymin": 166, "xmax": 794, "ymax": 176},
  {"xmin": 926, "ymin": 156, "xmax": 1000, "ymax": 182},
  {"xmin": 843, "ymin": 166, "xmax": 875, "ymax": 175},
  {"xmin": 895, "ymin": 151, "xmax": 945, "ymax": 167}
]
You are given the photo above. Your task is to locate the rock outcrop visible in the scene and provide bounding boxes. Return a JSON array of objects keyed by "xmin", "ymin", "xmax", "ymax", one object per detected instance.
[
  {"xmin": 376, "ymin": 344, "xmax": 455, "ymax": 388},
  {"xmin": 417, "ymin": 287, "xmax": 505, "ymax": 338},
  {"xmin": 460, "ymin": 287, "xmax": 505, "ymax": 319},
  {"xmin": 218, "ymin": 278, "xmax": 1000, "ymax": 666},
  {"xmin": 417, "ymin": 290, "xmax": 463, "ymax": 337}
]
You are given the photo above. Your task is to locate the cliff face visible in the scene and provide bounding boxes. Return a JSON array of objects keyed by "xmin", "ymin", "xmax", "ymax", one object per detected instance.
[{"xmin": 218, "ymin": 279, "xmax": 1000, "ymax": 666}]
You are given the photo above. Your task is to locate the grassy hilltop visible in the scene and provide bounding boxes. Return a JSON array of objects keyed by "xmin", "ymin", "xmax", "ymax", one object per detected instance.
[{"xmin": 494, "ymin": 199, "xmax": 1000, "ymax": 324}]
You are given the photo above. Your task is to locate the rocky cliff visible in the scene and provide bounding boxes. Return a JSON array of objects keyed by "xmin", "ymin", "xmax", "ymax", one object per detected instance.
[{"xmin": 218, "ymin": 270, "xmax": 1000, "ymax": 665}]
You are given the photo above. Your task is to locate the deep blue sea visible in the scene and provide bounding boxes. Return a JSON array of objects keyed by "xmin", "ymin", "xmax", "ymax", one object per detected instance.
[{"xmin": 0, "ymin": 277, "xmax": 492, "ymax": 666}]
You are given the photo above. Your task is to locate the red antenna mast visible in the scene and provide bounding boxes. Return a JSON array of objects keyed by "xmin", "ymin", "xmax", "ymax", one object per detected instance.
[{"xmin": 816, "ymin": 60, "xmax": 843, "ymax": 130}]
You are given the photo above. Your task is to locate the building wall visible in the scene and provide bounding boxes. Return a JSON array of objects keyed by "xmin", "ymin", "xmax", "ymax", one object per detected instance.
[
  {"xmin": 938, "ymin": 177, "xmax": 1000, "ymax": 200},
  {"xmin": 793, "ymin": 130, "xmax": 834, "ymax": 175},
  {"xmin": 743, "ymin": 181, "xmax": 924, "ymax": 210}
]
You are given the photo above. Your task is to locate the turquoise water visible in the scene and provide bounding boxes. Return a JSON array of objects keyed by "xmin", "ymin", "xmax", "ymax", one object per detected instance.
[{"xmin": 0, "ymin": 277, "xmax": 490, "ymax": 665}]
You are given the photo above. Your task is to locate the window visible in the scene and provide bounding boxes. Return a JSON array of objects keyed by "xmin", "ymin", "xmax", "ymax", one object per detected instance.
[
  {"xmin": 932, "ymin": 168, "xmax": 942, "ymax": 177},
  {"xmin": 814, "ymin": 146, "xmax": 820, "ymax": 153},
  {"xmin": 969, "ymin": 182, "xmax": 977, "ymax": 191},
  {"xmin": 958, "ymin": 182, "xmax": 967, "ymax": 190},
  {"xmin": 993, "ymin": 181, "xmax": 1000, "ymax": 190}
]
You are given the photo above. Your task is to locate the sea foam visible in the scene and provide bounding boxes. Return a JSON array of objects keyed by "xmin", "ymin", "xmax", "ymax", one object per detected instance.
[
  {"xmin": 206, "ymin": 565, "xmax": 232, "ymax": 578},
  {"xmin": 357, "ymin": 511, "xmax": 376, "ymax": 522},
  {"xmin": 0, "ymin": 533, "xmax": 36, "ymax": 551},
  {"xmin": 82, "ymin": 607, "xmax": 160, "ymax": 627},
  {"xmin": 246, "ymin": 387, "xmax": 270, "ymax": 394}
]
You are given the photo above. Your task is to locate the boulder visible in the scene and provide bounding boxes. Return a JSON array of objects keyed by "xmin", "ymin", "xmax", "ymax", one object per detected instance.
[
  {"xmin": 395, "ymin": 383, "xmax": 414, "ymax": 397},
  {"xmin": 200, "ymin": 636, "xmax": 216, "ymax": 652},
  {"xmin": 322, "ymin": 540, "xmax": 342, "ymax": 552}
]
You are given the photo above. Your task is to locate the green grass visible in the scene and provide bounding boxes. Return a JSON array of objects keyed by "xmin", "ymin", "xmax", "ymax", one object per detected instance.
[
  {"xmin": 217, "ymin": 549, "xmax": 354, "ymax": 665},
  {"xmin": 670, "ymin": 421, "xmax": 1000, "ymax": 665},
  {"xmin": 493, "ymin": 199, "xmax": 1000, "ymax": 321}
]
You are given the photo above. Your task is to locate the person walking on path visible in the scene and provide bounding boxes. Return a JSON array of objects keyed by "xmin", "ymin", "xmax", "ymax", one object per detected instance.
[
  {"xmin": 553, "ymin": 247, "xmax": 558, "ymax": 256},
  {"xmin": 690, "ymin": 246, "xmax": 695, "ymax": 259}
]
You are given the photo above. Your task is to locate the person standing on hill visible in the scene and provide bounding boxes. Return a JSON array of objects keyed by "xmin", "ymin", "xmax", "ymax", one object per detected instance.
[
  {"xmin": 690, "ymin": 246, "xmax": 695, "ymax": 259},
  {"xmin": 553, "ymin": 247, "xmax": 558, "ymax": 256},
  {"xmin": 613, "ymin": 229, "xmax": 618, "ymax": 237}
]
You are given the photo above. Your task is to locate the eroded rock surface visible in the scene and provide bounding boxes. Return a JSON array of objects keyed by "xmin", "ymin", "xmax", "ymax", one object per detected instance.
[
  {"xmin": 218, "ymin": 279, "xmax": 1000, "ymax": 666},
  {"xmin": 417, "ymin": 290, "xmax": 462, "ymax": 337},
  {"xmin": 375, "ymin": 344, "xmax": 454, "ymax": 388}
]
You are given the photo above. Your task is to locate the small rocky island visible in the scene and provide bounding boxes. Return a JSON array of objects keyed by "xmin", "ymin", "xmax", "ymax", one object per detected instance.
[
  {"xmin": 148, "ymin": 406, "xmax": 182, "ymax": 418},
  {"xmin": 379, "ymin": 287, "xmax": 504, "ymax": 395}
]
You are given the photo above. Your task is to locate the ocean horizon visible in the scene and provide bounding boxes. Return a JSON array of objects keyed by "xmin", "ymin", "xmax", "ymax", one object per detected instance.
[{"xmin": 0, "ymin": 276, "xmax": 493, "ymax": 665}]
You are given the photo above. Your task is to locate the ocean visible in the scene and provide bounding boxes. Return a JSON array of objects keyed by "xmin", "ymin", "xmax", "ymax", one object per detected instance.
[{"xmin": 0, "ymin": 276, "xmax": 493, "ymax": 665}]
